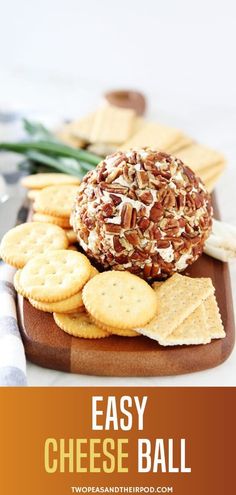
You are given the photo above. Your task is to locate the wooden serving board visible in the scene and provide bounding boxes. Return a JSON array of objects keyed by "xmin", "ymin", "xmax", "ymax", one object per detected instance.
[{"xmin": 17, "ymin": 197, "xmax": 235, "ymax": 377}]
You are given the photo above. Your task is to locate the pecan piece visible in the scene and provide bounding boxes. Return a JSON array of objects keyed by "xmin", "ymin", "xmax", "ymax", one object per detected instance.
[
  {"xmin": 121, "ymin": 203, "xmax": 133, "ymax": 228},
  {"xmin": 100, "ymin": 182, "xmax": 128, "ymax": 195},
  {"xmin": 123, "ymin": 164, "xmax": 131, "ymax": 183},
  {"xmin": 131, "ymin": 208, "xmax": 137, "ymax": 228},
  {"xmin": 131, "ymin": 249, "xmax": 148, "ymax": 261},
  {"xmin": 150, "ymin": 203, "xmax": 163, "ymax": 222},
  {"xmin": 136, "ymin": 170, "xmax": 149, "ymax": 189},
  {"xmin": 137, "ymin": 190, "xmax": 153, "ymax": 205},
  {"xmin": 137, "ymin": 205, "xmax": 148, "ymax": 217},
  {"xmin": 183, "ymin": 166, "xmax": 195, "ymax": 182},
  {"xmin": 113, "ymin": 236, "xmax": 124, "ymax": 253},
  {"xmin": 110, "ymin": 194, "xmax": 122, "ymax": 206},
  {"xmin": 138, "ymin": 216, "xmax": 150, "ymax": 232},
  {"xmin": 114, "ymin": 254, "xmax": 129, "ymax": 264},
  {"xmin": 163, "ymin": 190, "xmax": 176, "ymax": 208},
  {"xmin": 124, "ymin": 229, "xmax": 140, "ymax": 246},
  {"xmin": 129, "ymin": 265, "xmax": 142, "ymax": 275},
  {"xmin": 127, "ymin": 189, "xmax": 137, "ymax": 201},
  {"xmin": 176, "ymin": 193, "xmax": 186, "ymax": 208},
  {"xmin": 106, "ymin": 167, "xmax": 123, "ymax": 183},
  {"xmin": 194, "ymin": 193, "xmax": 204, "ymax": 209},
  {"xmin": 102, "ymin": 203, "xmax": 114, "ymax": 217},
  {"xmin": 105, "ymin": 224, "xmax": 122, "ymax": 234},
  {"xmin": 156, "ymin": 239, "xmax": 171, "ymax": 248},
  {"xmin": 178, "ymin": 218, "xmax": 186, "ymax": 228},
  {"xmin": 97, "ymin": 164, "xmax": 107, "ymax": 182},
  {"xmin": 143, "ymin": 263, "xmax": 152, "ymax": 278},
  {"xmin": 151, "ymin": 263, "xmax": 160, "ymax": 278}
]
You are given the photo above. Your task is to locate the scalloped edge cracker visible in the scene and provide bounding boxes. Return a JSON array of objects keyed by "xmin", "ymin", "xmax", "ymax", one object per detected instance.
[
  {"xmin": 91, "ymin": 316, "xmax": 140, "ymax": 337},
  {"xmin": 34, "ymin": 185, "xmax": 78, "ymax": 218},
  {"xmin": 82, "ymin": 271, "xmax": 157, "ymax": 329},
  {"xmin": 21, "ymin": 173, "xmax": 80, "ymax": 189},
  {"xmin": 53, "ymin": 312, "xmax": 109, "ymax": 339},
  {"xmin": 0, "ymin": 222, "xmax": 68, "ymax": 268},
  {"xmin": 19, "ymin": 250, "xmax": 91, "ymax": 302}
]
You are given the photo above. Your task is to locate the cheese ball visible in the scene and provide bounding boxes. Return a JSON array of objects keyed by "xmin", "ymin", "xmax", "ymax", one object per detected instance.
[{"xmin": 71, "ymin": 149, "xmax": 213, "ymax": 279}]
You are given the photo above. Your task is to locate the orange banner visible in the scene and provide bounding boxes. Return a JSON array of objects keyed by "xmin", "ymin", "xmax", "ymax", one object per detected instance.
[{"xmin": 0, "ymin": 387, "xmax": 235, "ymax": 494}]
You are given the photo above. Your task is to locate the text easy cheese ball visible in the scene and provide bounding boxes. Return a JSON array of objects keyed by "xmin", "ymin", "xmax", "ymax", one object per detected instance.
[{"xmin": 71, "ymin": 149, "xmax": 213, "ymax": 279}]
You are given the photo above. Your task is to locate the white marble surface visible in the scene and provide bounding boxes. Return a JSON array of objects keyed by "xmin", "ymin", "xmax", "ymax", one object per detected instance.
[{"xmin": 0, "ymin": 0, "xmax": 235, "ymax": 386}]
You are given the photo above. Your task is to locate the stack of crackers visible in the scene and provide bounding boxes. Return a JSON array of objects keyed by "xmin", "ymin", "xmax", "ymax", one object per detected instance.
[
  {"xmin": 0, "ymin": 170, "xmax": 226, "ymax": 346},
  {"xmin": 0, "ymin": 214, "xmax": 225, "ymax": 345},
  {"xmin": 57, "ymin": 103, "xmax": 226, "ymax": 192},
  {"xmin": 142, "ymin": 274, "xmax": 225, "ymax": 345},
  {"xmin": 21, "ymin": 173, "xmax": 80, "ymax": 248}
]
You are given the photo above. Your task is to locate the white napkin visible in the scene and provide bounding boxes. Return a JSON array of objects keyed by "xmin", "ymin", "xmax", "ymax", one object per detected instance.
[{"xmin": 0, "ymin": 262, "xmax": 27, "ymax": 386}]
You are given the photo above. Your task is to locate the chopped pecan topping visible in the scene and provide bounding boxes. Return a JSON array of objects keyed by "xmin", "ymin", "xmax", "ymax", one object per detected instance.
[{"xmin": 72, "ymin": 148, "xmax": 212, "ymax": 279}]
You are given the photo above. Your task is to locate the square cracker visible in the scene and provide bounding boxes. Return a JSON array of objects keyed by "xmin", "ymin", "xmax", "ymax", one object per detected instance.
[
  {"xmin": 120, "ymin": 121, "xmax": 185, "ymax": 152},
  {"xmin": 87, "ymin": 142, "xmax": 118, "ymax": 157},
  {"xmin": 200, "ymin": 162, "xmax": 226, "ymax": 183},
  {"xmin": 56, "ymin": 128, "xmax": 85, "ymax": 148},
  {"xmin": 159, "ymin": 303, "xmax": 209, "ymax": 346},
  {"xmin": 70, "ymin": 112, "xmax": 96, "ymax": 141},
  {"xmin": 136, "ymin": 273, "xmax": 214, "ymax": 340},
  {"xmin": 90, "ymin": 105, "xmax": 136, "ymax": 144},
  {"xmin": 175, "ymin": 143, "xmax": 226, "ymax": 173},
  {"xmin": 167, "ymin": 135, "xmax": 194, "ymax": 154},
  {"xmin": 159, "ymin": 294, "xmax": 225, "ymax": 346},
  {"xmin": 204, "ymin": 295, "xmax": 225, "ymax": 339}
]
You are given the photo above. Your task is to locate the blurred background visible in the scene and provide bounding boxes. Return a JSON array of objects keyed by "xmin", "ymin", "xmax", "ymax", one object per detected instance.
[
  {"xmin": 0, "ymin": 0, "xmax": 235, "ymax": 224},
  {"xmin": 0, "ymin": 0, "xmax": 235, "ymax": 384},
  {"xmin": 0, "ymin": 0, "xmax": 235, "ymax": 112}
]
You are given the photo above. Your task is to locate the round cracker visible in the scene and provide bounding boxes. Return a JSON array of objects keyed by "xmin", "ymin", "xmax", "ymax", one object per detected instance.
[
  {"xmin": 82, "ymin": 271, "xmax": 157, "ymax": 329},
  {"xmin": 29, "ymin": 290, "xmax": 84, "ymax": 313},
  {"xmin": 89, "ymin": 266, "xmax": 99, "ymax": 278},
  {"xmin": 28, "ymin": 264, "xmax": 98, "ymax": 311},
  {"xmin": 34, "ymin": 185, "xmax": 78, "ymax": 218},
  {"xmin": 65, "ymin": 229, "xmax": 77, "ymax": 244},
  {"xmin": 91, "ymin": 316, "xmax": 140, "ymax": 337},
  {"xmin": 33, "ymin": 213, "xmax": 70, "ymax": 229},
  {"xmin": 21, "ymin": 173, "xmax": 80, "ymax": 190},
  {"xmin": 0, "ymin": 222, "xmax": 68, "ymax": 269},
  {"xmin": 53, "ymin": 312, "xmax": 109, "ymax": 338},
  {"xmin": 20, "ymin": 250, "xmax": 91, "ymax": 302},
  {"xmin": 62, "ymin": 306, "xmax": 85, "ymax": 314}
]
